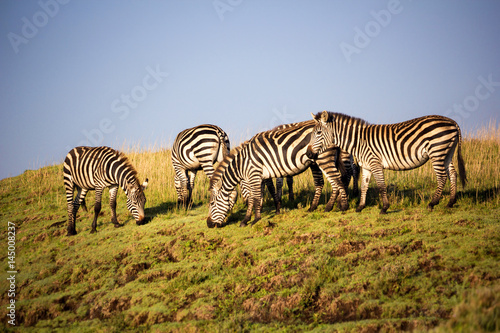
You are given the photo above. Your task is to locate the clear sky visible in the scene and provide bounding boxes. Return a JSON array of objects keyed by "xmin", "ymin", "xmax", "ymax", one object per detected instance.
[{"xmin": 1, "ymin": 1, "xmax": 499, "ymax": 180}]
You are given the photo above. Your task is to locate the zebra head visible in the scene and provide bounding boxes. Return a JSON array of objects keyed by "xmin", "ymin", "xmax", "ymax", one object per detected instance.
[
  {"xmin": 307, "ymin": 110, "xmax": 335, "ymax": 159},
  {"xmin": 207, "ymin": 177, "xmax": 238, "ymax": 228},
  {"xmin": 126, "ymin": 178, "xmax": 148, "ymax": 224}
]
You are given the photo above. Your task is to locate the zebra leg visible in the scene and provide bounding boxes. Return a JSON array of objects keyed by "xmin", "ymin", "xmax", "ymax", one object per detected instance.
[
  {"xmin": 446, "ymin": 161, "xmax": 458, "ymax": 208},
  {"xmin": 286, "ymin": 176, "xmax": 294, "ymax": 201},
  {"xmin": 276, "ymin": 177, "xmax": 283, "ymax": 203},
  {"xmin": 187, "ymin": 170, "xmax": 197, "ymax": 204},
  {"xmin": 357, "ymin": 168, "xmax": 372, "ymax": 213},
  {"xmin": 323, "ymin": 171, "xmax": 349, "ymax": 212},
  {"xmin": 251, "ymin": 183, "xmax": 263, "ymax": 226},
  {"xmin": 75, "ymin": 186, "xmax": 89, "ymax": 212},
  {"xmin": 65, "ymin": 182, "xmax": 78, "ymax": 236},
  {"xmin": 308, "ymin": 165, "xmax": 325, "ymax": 212},
  {"xmin": 428, "ymin": 157, "xmax": 448, "ymax": 210},
  {"xmin": 371, "ymin": 165, "xmax": 390, "ymax": 214},
  {"xmin": 91, "ymin": 187, "xmax": 103, "ymax": 234},
  {"xmin": 265, "ymin": 178, "xmax": 281, "ymax": 214},
  {"xmin": 324, "ymin": 183, "xmax": 340, "ymax": 212},
  {"xmin": 352, "ymin": 162, "xmax": 360, "ymax": 197},
  {"xmin": 77, "ymin": 188, "xmax": 88, "ymax": 211},
  {"xmin": 109, "ymin": 185, "xmax": 121, "ymax": 227},
  {"xmin": 201, "ymin": 163, "xmax": 215, "ymax": 180},
  {"xmin": 240, "ymin": 197, "xmax": 254, "ymax": 227},
  {"xmin": 174, "ymin": 168, "xmax": 189, "ymax": 206}
]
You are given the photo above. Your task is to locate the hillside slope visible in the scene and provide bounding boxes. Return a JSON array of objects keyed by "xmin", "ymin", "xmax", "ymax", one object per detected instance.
[{"xmin": 1, "ymin": 127, "xmax": 499, "ymax": 332}]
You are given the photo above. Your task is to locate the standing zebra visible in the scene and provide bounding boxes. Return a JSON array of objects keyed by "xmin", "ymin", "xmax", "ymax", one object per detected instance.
[
  {"xmin": 270, "ymin": 122, "xmax": 359, "ymax": 202},
  {"xmin": 207, "ymin": 120, "xmax": 348, "ymax": 228},
  {"xmin": 63, "ymin": 146, "xmax": 148, "ymax": 236},
  {"xmin": 171, "ymin": 124, "xmax": 230, "ymax": 206},
  {"xmin": 307, "ymin": 111, "xmax": 467, "ymax": 213}
]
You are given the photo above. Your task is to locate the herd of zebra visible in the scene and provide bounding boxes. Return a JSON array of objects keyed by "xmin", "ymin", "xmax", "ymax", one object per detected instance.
[{"xmin": 63, "ymin": 111, "xmax": 467, "ymax": 235}]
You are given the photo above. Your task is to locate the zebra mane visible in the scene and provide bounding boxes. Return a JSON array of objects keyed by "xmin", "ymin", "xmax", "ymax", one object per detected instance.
[
  {"xmin": 113, "ymin": 148, "xmax": 140, "ymax": 186},
  {"xmin": 210, "ymin": 143, "xmax": 246, "ymax": 189},
  {"xmin": 314, "ymin": 111, "xmax": 369, "ymax": 126}
]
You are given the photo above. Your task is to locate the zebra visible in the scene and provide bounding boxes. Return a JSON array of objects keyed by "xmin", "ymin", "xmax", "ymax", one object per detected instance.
[
  {"xmin": 171, "ymin": 124, "xmax": 230, "ymax": 206},
  {"xmin": 63, "ymin": 146, "xmax": 148, "ymax": 236},
  {"xmin": 261, "ymin": 123, "xmax": 357, "ymax": 209},
  {"xmin": 207, "ymin": 120, "xmax": 348, "ymax": 228},
  {"xmin": 306, "ymin": 111, "xmax": 467, "ymax": 214}
]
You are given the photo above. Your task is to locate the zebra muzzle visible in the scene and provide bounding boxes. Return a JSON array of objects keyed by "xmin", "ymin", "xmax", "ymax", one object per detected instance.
[{"xmin": 206, "ymin": 216, "xmax": 218, "ymax": 228}]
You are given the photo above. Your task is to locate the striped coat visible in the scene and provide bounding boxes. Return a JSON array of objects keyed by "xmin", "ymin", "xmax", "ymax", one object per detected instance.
[
  {"xmin": 307, "ymin": 111, "xmax": 467, "ymax": 213},
  {"xmin": 171, "ymin": 124, "xmax": 230, "ymax": 206},
  {"xmin": 207, "ymin": 120, "xmax": 348, "ymax": 227},
  {"xmin": 63, "ymin": 146, "xmax": 148, "ymax": 236}
]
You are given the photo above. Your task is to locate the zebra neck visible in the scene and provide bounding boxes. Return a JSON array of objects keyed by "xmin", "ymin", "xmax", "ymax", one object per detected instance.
[
  {"xmin": 119, "ymin": 174, "xmax": 138, "ymax": 195},
  {"xmin": 336, "ymin": 121, "xmax": 366, "ymax": 155},
  {"xmin": 222, "ymin": 154, "xmax": 244, "ymax": 193}
]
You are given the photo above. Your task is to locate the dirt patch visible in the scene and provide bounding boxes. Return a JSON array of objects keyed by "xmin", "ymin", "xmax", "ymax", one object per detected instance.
[
  {"xmin": 289, "ymin": 232, "xmax": 323, "ymax": 245},
  {"xmin": 89, "ymin": 296, "xmax": 131, "ymax": 320},
  {"xmin": 121, "ymin": 262, "xmax": 151, "ymax": 283},
  {"xmin": 156, "ymin": 244, "xmax": 179, "ymax": 263},
  {"xmin": 242, "ymin": 293, "xmax": 302, "ymax": 322},
  {"xmin": 332, "ymin": 240, "xmax": 366, "ymax": 257}
]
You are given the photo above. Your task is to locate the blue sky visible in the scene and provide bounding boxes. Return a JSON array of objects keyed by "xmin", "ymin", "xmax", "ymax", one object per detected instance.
[{"xmin": 1, "ymin": 1, "xmax": 499, "ymax": 180}]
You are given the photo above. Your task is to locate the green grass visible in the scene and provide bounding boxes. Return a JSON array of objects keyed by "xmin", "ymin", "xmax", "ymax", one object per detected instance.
[{"xmin": 0, "ymin": 125, "xmax": 499, "ymax": 332}]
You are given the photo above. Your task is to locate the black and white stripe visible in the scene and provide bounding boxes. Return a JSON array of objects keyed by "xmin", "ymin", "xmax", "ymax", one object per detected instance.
[
  {"xmin": 307, "ymin": 111, "xmax": 467, "ymax": 213},
  {"xmin": 207, "ymin": 120, "xmax": 348, "ymax": 228},
  {"xmin": 63, "ymin": 146, "xmax": 148, "ymax": 236},
  {"xmin": 171, "ymin": 124, "xmax": 230, "ymax": 206}
]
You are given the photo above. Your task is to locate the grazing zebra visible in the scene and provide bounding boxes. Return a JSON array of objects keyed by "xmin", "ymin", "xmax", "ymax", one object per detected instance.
[
  {"xmin": 306, "ymin": 111, "xmax": 467, "ymax": 213},
  {"xmin": 207, "ymin": 120, "xmax": 348, "ymax": 228},
  {"xmin": 63, "ymin": 146, "xmax": 148, "ymax": 236},
  {"xmin": 171, "ymin": 124, "xmax": 230, "ymax": 206}
]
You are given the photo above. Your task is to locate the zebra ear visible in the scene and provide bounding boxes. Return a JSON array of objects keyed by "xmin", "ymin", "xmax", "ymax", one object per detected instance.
[
  {"xmin": 142, "ymin": 178, "xmax": 149, "ymax": 191},
  {"xmin": 321, "ymin": 110, "xmax": 329, "ymax": 123},
  {"xmin": 311, "ymin": 113, "xmax": 318, "ymax": 123}
]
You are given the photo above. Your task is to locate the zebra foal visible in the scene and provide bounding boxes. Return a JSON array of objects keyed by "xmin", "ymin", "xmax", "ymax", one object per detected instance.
[
  {"xmin": 171, "ymin": 124, "xmax": 230, "ymax": 206},
  {"xmin": 307, "ymin": 111, "xmax": 467, "ymax": 213},
  {"xmin": 63, "ymin": 146, "xmax": 148, "ymax": 236}
]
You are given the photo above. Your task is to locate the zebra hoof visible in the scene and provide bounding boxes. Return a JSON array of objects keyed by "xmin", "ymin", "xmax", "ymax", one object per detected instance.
[
  {"xmin": 355, "ymin": 206, "xmax": 364, "ymax": 213},
  {"xmin": 239, "ymin": 221, "xmax": 248, "ymax": 227},
  {"xmin": 427, "ymin": 204, "xmax": 434, "ymax": 211},
  {"xmin": 379, "ymin": 209, "xmax": 388, "ymax": 215},
  {"xmin": 114, "ymin": 223, "xmax": 123, "ymax": 228},
  {"xmin": 66, "ymin": 229, "xmax": 77, "ymax": 236},
  {"xmin": 90, "ymin": 229, "xmax": 97, "ymax": 234}
]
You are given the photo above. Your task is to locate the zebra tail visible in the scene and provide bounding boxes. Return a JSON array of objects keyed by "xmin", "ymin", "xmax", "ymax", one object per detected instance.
[{"xmin": 457, "ymin": 132, "xmax": 467, "ymax": 188}]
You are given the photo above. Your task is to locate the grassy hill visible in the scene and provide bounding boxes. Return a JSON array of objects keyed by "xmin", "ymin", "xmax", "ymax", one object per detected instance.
[{"xmin": 1, "ymin": 124, "xmax": 499, "ymax": 332}]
